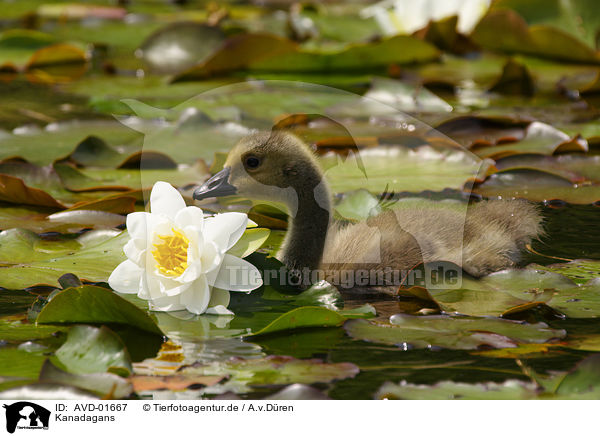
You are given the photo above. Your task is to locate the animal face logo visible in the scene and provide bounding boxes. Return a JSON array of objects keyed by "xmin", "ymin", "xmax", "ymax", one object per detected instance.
[{"xmin": 3, "ymin": 402, "xmax": 50, "ymax": 433}]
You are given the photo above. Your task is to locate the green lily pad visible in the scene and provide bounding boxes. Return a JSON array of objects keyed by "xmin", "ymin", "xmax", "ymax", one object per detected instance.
[
  {"xmin": 54, "ymin": 161, "xmax": 209, "ymax": 193},
  {"xmin": 139, "ymin": 22, "xmax": 225, "ymax": 74},
  {"xmin": 0, "ymin": 229, "xmax": 127, "ymax": 289},
  {"xmin": 249, "ymin": 35, "xmax": 440, "ymax": 73},
  {"xmin": 251, "ymin": 306, "xmax": 346, "ymax": 336},
  {"xmin": 0, "ymin": 347, "xmax": 48, "ymax": 379},
  {"xmin": 532, "ymin": 260, "xmax": 600, "ymax": 284},
  {"xmin": 495, "ymin": 154, "xmax": 600, "ymax": 184},
  {"xmin": 39, "ymin": 360, "xmax": 132, "ymax": 399},
  {"xmin": 0, "ymin": 29, "xmax": 86, "ymax": 70},
  {"xmin": 547, "ymin": 279, "xmax": 600, "ymax": 318},
  {"xmin": 0, "ymin": 120, "xmax": 141, "ymax": 166},
  {"xmin": 345, "ymin": 314, "xmax": 565, "ymax": 350},
  {"xmin": 420, "ymin": 268, "xmax": 600, "ymax": 319},
  {"xmin": 0, "ymin": 317, "xmax": 67, "ymax": 343},
  {"xmin": 228, "ymin": 227, "xmax": 271, "ymax": 259},
  {"xmin": 472, "ymin": 9, "xmax": 600, "ymax": 63},
  {"xmin": 472, "ymin": 168, "xmax": 600, "ymax": 204},
  {"xmin": 555, "ymin": 354, "xmax": 600, "ymax": 396},
  {"xmin": 37, "ymin": 285, "xmax": 162, "ymax": 336},
  {"xmin": 323, "ymin": 145, "xmax": 490, "ymax": 194},
  {"xmin": 335, "ymin": 189, "xmax": 382, "ymax": 221},
  {"xmin": 54, "ymin": 325, "xmax": 132, "ymax": 376},
  {"xmin": 376, "ymin": 379, "xmax": 539, "ymax": 400},
  {"xmin": 491, "ymin": 0, "xmax": 600, "ymax": 49},
  {"xmin": 488, "ymin": 58, "xmax": 535, "ymax": 96},
  {"xmin": 180, "ymin": 355, "xmax": 359, "ymax": 389},
  {"xmin": 470, "ymin": 121, "xmax": 588, "ymax": 159},
  {"xmin": 363, "ymin": 77, "xmax": 452, "ymax": 113}
]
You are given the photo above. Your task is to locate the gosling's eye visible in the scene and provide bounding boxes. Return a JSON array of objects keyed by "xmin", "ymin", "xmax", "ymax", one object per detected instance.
[{"xmin": 245, "ymin": 156, "xmax": 261, "ymax": 169}]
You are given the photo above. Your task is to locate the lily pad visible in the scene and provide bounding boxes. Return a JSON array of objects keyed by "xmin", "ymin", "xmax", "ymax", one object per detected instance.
[
  {"xmin": 0, "ymin": 120, "xmax": 141, "ymax": 166},
  {"xmin": 251, "ymin": 306, "xmax": 346, "ymax": 336},
  {"xmin": 472, "ymin": 9, "xmax": 600, "ymax": 63},
  {"xmin": 472, "ymin": 168, "xmax": 600, "ymax": 204},
  {"xmin": 0, "ymin": 347, "xmax": 48, "ymax": 379},
  {"xmin": 54, "ymin": 325, "xmax": 132, "ymax": 376},
  {"xmin": 37, "ymin": 285, "xmax": 163, "ymax": 336},
  {"xmin": 533, "ymin": 260, "xmax": 600, "ymax": 284},
  {"xmin": 0, "ymin": 29, "xmax": 86, "ymax": 71},
  {"xmin": 376, "ymin": 379, "xmax": 539, "ymax": 400},
  {"xmin": 181, "ymin": 355, "xmax": 359, "ymax": 389},
  {"xmin": 0, "ymin": 229, "xmax": 127, "ymax": 289},
  {"xmin": 419, "ymin": 268, "xmax": 600, "ymax": 319},
  {"xmin": 39, "ymin": 360, "xmax": 132, "ymax": 399},
  {"xmin": 345, "ymin": 314, "xmax": 565, "ymax": 350},
  {"xmin": 249, "ymin": 35, "xmax": 440, "ymax": 73},
  {"xmin": 322, "ymin": 145, "xmax": 491, "ymax": 194},
  {"xmin": 470, "ymin": 121, "xmax": 588, "ymax": 159},
  {"xmin": 139, "ymin": 22, "xmax": 225, "ymax": 74}
]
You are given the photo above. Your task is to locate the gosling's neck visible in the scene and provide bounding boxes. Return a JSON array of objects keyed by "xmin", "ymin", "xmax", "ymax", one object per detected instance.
[{"xmin": 278, "ymin": 168, "xmax": 331, "ymax": 273}]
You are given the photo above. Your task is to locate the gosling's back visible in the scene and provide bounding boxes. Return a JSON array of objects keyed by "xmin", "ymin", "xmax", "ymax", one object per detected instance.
[{"xmin": 321, "ymin": 199, "xmax": 543, "ymax": 280}]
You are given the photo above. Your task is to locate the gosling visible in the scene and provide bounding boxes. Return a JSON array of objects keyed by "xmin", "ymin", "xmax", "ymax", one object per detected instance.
[{"xmin": 194, "ymin": 131, "xmax": 543, "ymax": 293}]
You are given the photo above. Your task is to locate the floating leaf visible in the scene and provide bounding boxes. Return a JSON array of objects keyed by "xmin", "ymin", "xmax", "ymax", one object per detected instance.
[
  {"xmin": 248, "ymin": 35, "xmax": 440, "ymax": 73},
  {"xmin": 130, "ymin": 375, "xmax": 223, "ymax": 393},
  {"xmin": 251, "ymin": 306, "xmax": 346, "ymax": 336},
  {"xmin": 533, "ymin": 260, "xmax": 600, "ymax": 284},
  {"xmin": 363, "ymin": 77, "xmax": 452, "ymax": 112},
  {"xmin": 0, "ymin": 120, "xmax": 141, "ymax": 166},
  {"xmin": 0, "ymin": 348, "xmax": 48, "ymax": 379},
  {"xmin": 488, "ymin": 58, "xmax": 535, "ymax": 96},
  {"xmin": 174, "ymin": 33, "xmax": 297, "ymax": 80},
  {"xmin": 37, "ymin": 285, "xmax": 162, "ymax": 335},
  {"xmin": 39, "ymin": 360, "xmax": 132, "ymax": 398},
  {"xmin": 227, "ymin": 227, "xmax": 271, "ymax": 259},
  {"xmin": 0, "ymin": 230, "xmax": 127, "ymax": 289},
  {"xmin": 345, "ymin": 314, "xmax": 565, "ymax": 350},
  {"xmin": 472, "ymin": 10, "xmax": 600, "ymax": 63},
  {"xmin": 323, "ymin": 145, "xmax": 491, "ymax": 194},
  {"xmin": 376, "ymin": 379, "xmax": 539, "ymax": 400},
  {"xmin": 472, "ymin": 168, "xmax": 600, "ymax": 204},
  {"xmin": 470, "ymin": 121, "xmax": 588, "ymax": 159},
  {"xmin": 54, "ymin": 325, "xmax": 132, "ymax": 376},
  {"xmin": 139, "ymin": 22, "xmax": 225, "ymax": 74},
  {"xmin": 555, "ymin": 354, "xmax": 600, "ymax": 396},
  {"xmin": 181, "ymin": 355, "xmax": 359, "ymax": 389}
]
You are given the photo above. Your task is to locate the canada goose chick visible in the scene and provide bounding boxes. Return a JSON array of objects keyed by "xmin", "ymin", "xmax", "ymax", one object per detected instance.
[{"xmin": 193, "ymin": 131, "xmax": 543, "ymax": 290}]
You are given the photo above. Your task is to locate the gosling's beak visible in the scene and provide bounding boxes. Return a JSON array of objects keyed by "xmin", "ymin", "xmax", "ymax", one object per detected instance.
[{"xmin": 193, "ymin": 167, "xmax": 237, "ymax": 200}]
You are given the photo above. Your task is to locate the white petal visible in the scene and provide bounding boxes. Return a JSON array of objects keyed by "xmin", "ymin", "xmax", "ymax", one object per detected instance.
[
  {"xmin": 175, "ymin": 259, "xmax": 202, "ymax": 284},
  {"xmin": 174, "ymin": 206, "xmax": 204, "ymax": 231},
  {"xmin": 199, "ymin": 240, "xmax": 222, "ymax": 274},
  {"xmin": 208, "ymin": 288, "xmax": 230, "ymax": 308},
  {"xmin": 126, "ymin": 211, "xmax": 152, "ymax": 240},
  {"xmin": 148, "ymin": 294, "xmax": 186, "ymax": 312},
  {"xmin": 123, "ymin": 239, "xmax": 145, "ymax": 266},
  {"xmin": 206, "ymin": 305, "xmax": 234, "ymax": 316},
  {"xmin": 157, "ymin": 276, "xmax": 191, "ymax": 297},
  {"xmin": 213, "ymin": 254, "xmax": 263, "ymax": 292},
  {"xmin": 150, "ymin": 181, "xmax": 186, "ymax": 219},
  {"xmin": 203, "ymin": 213, "xmax": 248, "ymax": 251},
  {"xmin": 108, "ymin": 260, "xmax": 143, "ymax": 294},
  {"xmin": 180, "ymin": 276, "xmax": 211, "ymax": 314}
]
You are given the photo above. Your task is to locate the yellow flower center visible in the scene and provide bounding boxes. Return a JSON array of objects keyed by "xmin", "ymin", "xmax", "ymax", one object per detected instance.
[{"xmin": 152, "ymin": 228, "xmax": 189, "ymax": 277}]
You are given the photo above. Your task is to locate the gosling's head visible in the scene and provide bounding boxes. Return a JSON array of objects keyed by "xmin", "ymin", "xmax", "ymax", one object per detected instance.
[{"xmin": 194, "ymin": 131, "xmax": 326, "ymax": 208}]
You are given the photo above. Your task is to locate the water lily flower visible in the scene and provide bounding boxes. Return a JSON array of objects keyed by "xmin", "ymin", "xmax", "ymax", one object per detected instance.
[
  {"xmin": 109, "ymin": 181, "xmax": 263, "ymax": 315},
  {"xmin": 361, "ymin": 0, "xmax": 491, "ymax": 36}
]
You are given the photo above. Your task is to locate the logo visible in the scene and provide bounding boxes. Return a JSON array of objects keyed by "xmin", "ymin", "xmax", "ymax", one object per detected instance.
[{"xmin": 3, "ymin": 402, "xmax": 50, "ymax": 433}]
